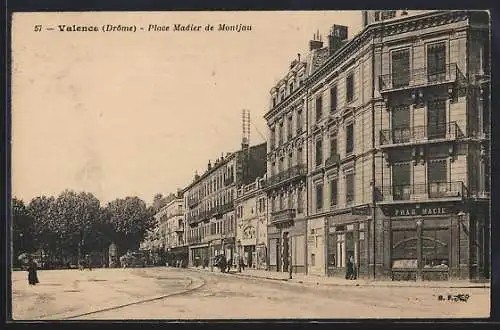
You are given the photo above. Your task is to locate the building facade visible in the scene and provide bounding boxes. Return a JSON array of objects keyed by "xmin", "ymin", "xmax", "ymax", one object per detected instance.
[
  {"xmin": 162, "ymin": 196, "xmax": 188, "ymax": 265},
  {"xmin": 185, "ymin": 143, "xmax": 267, "ymax": 268},
  {"xmin": 372, "ymin": 10, "xmax": 490, "ymax": 281},
  {"xmin": 263, "ymin": 52, "xmax": 312, "ymax": 274},
  {"xmin": 265, "ymin": 10, "xmax": 490, "ymax": 281},
  {"xmin": 234, "ymin": 178, "xmax": 268, "ymax": 269}
]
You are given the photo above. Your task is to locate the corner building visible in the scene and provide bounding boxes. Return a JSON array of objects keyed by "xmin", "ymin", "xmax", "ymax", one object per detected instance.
[
  {"xmin": 372, "ymin": 10, "xmax": 490, "ymax": 281},
  {"xmin": 269, "ymin": 10, "xmax": 490, "ymax": 281}
]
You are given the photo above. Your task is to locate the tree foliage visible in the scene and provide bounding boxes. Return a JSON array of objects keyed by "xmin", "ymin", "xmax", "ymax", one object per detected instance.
[
  {"xmin": 106, "ymin": 196, "xmax": 155, "ymax": 253},
  {"xmin": 12, "ymin": 197, "xmax": 35, "ymax": 257}
]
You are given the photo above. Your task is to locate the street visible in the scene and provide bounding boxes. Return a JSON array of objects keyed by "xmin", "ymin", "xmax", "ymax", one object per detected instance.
[{"xmin": 11, "ymin": 267, "xmax": 490, "ymax": 320}]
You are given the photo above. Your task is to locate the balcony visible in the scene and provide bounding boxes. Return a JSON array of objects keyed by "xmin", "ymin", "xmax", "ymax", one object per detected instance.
[
  {"xmin": 325, "ymin": 153, "xmax": 341, "ymax": 168},
  {"xmin": 224, "ymin": 177, "xmax": 234, "ymax": 186},
  {"xmin": 375, "ymin": 181, "xmax": 468, "ymax": 203},
  {"xmin": 379, "ymin": 122, "xmax": 462, "ymax": 148},
  {"xmin": 270, "ymin": 208, "xmax": 296, "ymax": 225},
  {"xmin": 213, "ymin": 202, "xmax": 234, "ymax": 216},
  {"xmin": 379, "ymin": 63, "xmax": 461, "ymax": 94},
  {"xmin": 264, "ymin": 164, "xmax": 307, "ymax": 190}
]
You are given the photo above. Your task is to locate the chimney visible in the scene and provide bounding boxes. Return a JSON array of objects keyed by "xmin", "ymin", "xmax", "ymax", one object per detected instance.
[
  {"xmin": 309, "ymin": 29, "xmax": 323, "ymax": 51},
  {"xmin": 208, "ymin": 160, "xmax": 212, "ymax": 171},
  {"xmin": 328, "ymin": 25, "xmax": 348, "ymax": 56}
]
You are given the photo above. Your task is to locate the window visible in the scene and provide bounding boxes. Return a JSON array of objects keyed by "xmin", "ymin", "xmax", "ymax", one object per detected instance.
[
  {"xmin": 422, "ymin": 229, "xmax": 449, "ymax": 268},
  {"xmin": 297, "ymin": 148, "xmax": 303, "ymax": 165},
  {"xmin": 346, "ymin": 123, "xmax": 354, "ymax": 154},
  {"xmin": 427, "ymin": 99, "xmax": 446, "ymax": 140},
  {"xmin": 279, "ymin": 123, "xmax": 283, "ymax": 145},
  {"xmin": 287, "ymin": 116, "xmax": 293, "ymax": 139},
  {"xmin": 392, "ymin": 163, "xmax": 411, "ymax": 200},
  {"xmin": 297, "ymin": 188, "xmax": 303, "ymax": 213},
  {"xmin": 330, "ymin": 85, "xmax": 337, "ymax": 112},
  {"xmin": 346, "ymin": 173, "xmax": 354, "ymax": 204},
  {"xmin": 316, "ymin": 96, "xmax": 323, "ymax": 122},
  {"xmin": 392, "ymin": 104, "xmax": 411, "ymax": 143},
  {"xmin": 279, "ymin": 157, "xmax": 284, "ymax": 173},
  {"xmin": 280, "ymin": 90, "xmax": 285, "ymax": 101},
  {"xmin": 279, "ymin": 194, "xmax": 284, "ymax": 210},
  {"xmin": 287, "ymin": 192, "xmax": 293, "ymax": 208},
  {"xmin": 289, "ymin": 83, "xmax": 294, "ymax": 95},
  {"xmin": 392, "ymin": 49, "xmax": 410, "ymax": 88},
  {"xmin": 346, "ymin": 73, "xmax": 354, "ymax": 103},
  {"xmin": 315, "ymin": 139, "xmax": 323, "ymax": 167},
  {"xmin": 381, "ymin": 10, "xmax": 396, "ymax": 20},
  {"xmin": 330, "ymin": 132, "xmax": 338, "ymax": 157},
  {"xmin": 311, "ymin": 253, "xmax": 316, "ymax": 266},
  {"xmin": 297, "ymin": 110, "xmax": 303, "ymax": 133},
  {"xmin": 288, "ymin": 152, "xmax": 293, "ymax": 169},
  {"xmin": 330, "ymin": 179, "xmax": 338, "ymax": 207},
  {"xmin": 316, "ymin": 183, "xmax": 323, "ymax": 211},
  {"xmin": 272, "ymin": 97, "xmax": 276, "ymax": 108},
  {"xmin": 428, "ymin": 159, "xmax": 448, "ymax": 197},
  {"xmin": 427, "ymin": 42, "xmax": 446, "ymax": 82}
]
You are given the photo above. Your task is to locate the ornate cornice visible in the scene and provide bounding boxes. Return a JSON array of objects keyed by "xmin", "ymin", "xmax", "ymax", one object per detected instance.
[{"xmin": 304, "ymin": 10, "xmax": 470, "ymax": 92}]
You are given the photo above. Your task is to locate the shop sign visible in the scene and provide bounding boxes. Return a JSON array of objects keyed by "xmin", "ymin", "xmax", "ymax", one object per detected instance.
[{"xmin": 392, "ymin": 205, "xmax": 451, "ymax": 217}]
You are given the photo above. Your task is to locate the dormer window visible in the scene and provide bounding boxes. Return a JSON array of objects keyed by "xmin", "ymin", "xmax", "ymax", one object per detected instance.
[{"xmin": 289, "ymin": 82, "xmax": 294, "ymax": 95}]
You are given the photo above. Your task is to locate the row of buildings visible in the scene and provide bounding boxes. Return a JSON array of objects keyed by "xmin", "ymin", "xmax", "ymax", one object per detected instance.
[{"xmin": 145, "ymin": 10, "xmax": 490, "ymax": 281}]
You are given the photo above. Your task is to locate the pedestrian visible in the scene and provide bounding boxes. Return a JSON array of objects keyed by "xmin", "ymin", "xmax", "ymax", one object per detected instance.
[
  {"xmin": 86, "ymin": 254, "xmax": 92, "ymax": 271},
  {"xmin": 27, "ymin": 256, "xmax": 39, "ymax": 286},
  {"xmin": 345, "ymin": 256, "xmax": 354, "ymax": 280}
]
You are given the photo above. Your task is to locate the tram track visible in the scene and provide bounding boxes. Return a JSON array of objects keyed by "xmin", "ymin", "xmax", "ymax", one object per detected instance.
[{"xmin": 49, "ymin": 273, "xmax": 207, "ymax": 320}]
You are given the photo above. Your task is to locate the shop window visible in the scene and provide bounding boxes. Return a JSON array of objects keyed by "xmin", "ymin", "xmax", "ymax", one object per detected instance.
[
  {"xmin": 422, "ymin": 229, "xmax": 450, "ymax": 268},
  {"xmin": 427, "ymin": 42, "xmax": 446, "ymax": 82},
  {"xmin": 392, "ymin": 230, "xmax": 418, "ymax": 268}
]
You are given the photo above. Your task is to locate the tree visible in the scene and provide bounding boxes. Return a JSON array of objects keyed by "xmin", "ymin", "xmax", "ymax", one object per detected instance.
[
  {"xmin": 27, "ymin": 195, "xmax": 57, "ymax": 255},
  {"xmin": 12, "ymin": 198, "xmax": 35, "ymax": 261},
  {"xmin": 106, "ymin": 196, "xmax": 155, "ymax": 254},
  {"xmin": 45, "ymin": 190, "xmax": 102, "ymax": 262}
]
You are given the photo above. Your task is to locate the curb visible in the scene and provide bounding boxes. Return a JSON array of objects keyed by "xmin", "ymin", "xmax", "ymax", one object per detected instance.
[{"xmin": 187, "ymin": 267, "xmax": 490, "ymax": 289}]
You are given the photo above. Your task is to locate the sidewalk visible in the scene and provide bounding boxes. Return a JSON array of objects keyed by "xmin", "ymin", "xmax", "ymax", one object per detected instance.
[{"xmin": 188, "ymin": 266, "xmax": 490, "ymax": 289}]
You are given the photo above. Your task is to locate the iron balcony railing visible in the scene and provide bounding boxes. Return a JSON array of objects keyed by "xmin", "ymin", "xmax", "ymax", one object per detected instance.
[
  {"xmin": 375, "ymin": 181, "xmax": 468, "ymax": 202},
  {"xmin": 265, "ymin": 164, "xmax": 307, "ymax": 189},
  {"xmin": 213, "ymin": 202, "xmax": 234, "ymax": 216},
  {"xmin": 379, "ymin": 63, "xmax": 460, "ymax": 93},
  {"xmin": 270, "ymin": 208, "xmax": 296, "ymax": 225},
  {"xmin": 379, "ymin": 122, "xmax": 462, "ymax": 146}
]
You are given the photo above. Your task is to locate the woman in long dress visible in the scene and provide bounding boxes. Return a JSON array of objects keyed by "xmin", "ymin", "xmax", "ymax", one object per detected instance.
[{"xmin": 27, "ymin": 257, "xmax": 39, "ymax": 286}]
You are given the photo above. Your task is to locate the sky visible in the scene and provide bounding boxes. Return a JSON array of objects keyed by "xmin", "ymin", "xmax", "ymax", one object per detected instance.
[{"xmin": 12, "ymin": 11, "xmax": 363, "ymax": 205}]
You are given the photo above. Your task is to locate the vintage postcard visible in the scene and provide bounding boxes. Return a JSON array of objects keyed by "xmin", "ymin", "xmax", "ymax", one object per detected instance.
[{"xmin": 10, "ymin": 10, "xmax": 491, "ymax": 320}]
